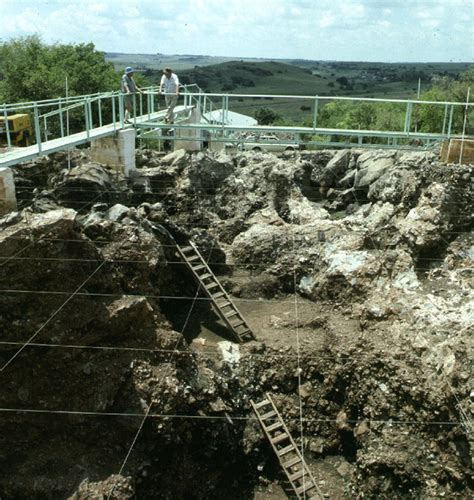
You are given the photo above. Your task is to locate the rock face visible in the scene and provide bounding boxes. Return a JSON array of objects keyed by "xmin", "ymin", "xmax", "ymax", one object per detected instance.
[{"xmin": 0, "ymin": 147, "xmax": 472, "ymax": 499}]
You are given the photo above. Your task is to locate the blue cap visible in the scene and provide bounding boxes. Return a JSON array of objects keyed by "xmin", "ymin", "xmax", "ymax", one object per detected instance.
[{"xmin": 125, "ymin": 66, "xmax": 134, "ymax": 74}]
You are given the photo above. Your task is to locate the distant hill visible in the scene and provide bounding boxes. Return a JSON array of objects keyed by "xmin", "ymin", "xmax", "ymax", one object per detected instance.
[
  {"xmin": 105, "ymin": 52, "xmax": 267, "ymax": 72},
  {"xmin": 179, "ymin": 61, "xmax": 320, "ymax": 94},
  {"xmin": 105, "ymin": 53, "xmax": 472, "ymax": 121}
]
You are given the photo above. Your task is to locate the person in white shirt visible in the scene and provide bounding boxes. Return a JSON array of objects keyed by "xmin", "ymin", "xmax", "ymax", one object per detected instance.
[{"xmin": 160, "ymin": 68, "xmax": 180, "ymax": 123}]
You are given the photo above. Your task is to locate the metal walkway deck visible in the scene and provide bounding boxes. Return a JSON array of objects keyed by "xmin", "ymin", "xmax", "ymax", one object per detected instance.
[
  {"xmin": 0, "ymin": 106, "xmax": 187, "ymax": 168},
  {"xmin": 176, "ymin": 241, "xmax": 255, "ymax": 343},
  {"xmin": 1, "ymin": 84, "xmax": 471, "ymax": 168},
  {"xmin": 251, "ymin": 394, "xmax": 323, "ymax": 499}
]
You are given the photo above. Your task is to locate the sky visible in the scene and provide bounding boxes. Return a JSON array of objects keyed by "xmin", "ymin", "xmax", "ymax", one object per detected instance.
[{"xmin": 1, "ymin": 0, "xmax": 473, "ymax": 62}]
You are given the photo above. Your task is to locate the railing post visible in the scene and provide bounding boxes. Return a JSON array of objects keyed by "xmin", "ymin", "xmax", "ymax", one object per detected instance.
[
  {"xmin": 447, "ymin": 105, "xmax": 454, "ymax": 137},
  {"xmin": 459, "ymin": 87, "xmax": 470, "ymax": 165},
  {"xmin": 404, "ymin": 102, "xmax": 413, "ymax": 133},
  {"xmin": 147, "ymin": 92, "xmax": 151, "ymax": 120},
  {"xmin": 139, "ymin": 92, "xmax": 143, "ymax": 118},
  {"xmin": 34, "ymin": 103, "xmax": 42, "ymax": 154},
  {"xmin": 312, "ymin": 97, "xmax": 319, "ymax": 129},
  {"xmin": 112, "ymin": 94, "xmax": 116, "ymax": 132},
  {"xmin": 221, "ymin": 96, "xmax": 225, "ymax": 126},
  {"xmin": 43, "ymin": 116, "xmax": 48, "ymax": 143},
  {"xmin": 98, "ymin": 97, "xmax": 103, "ymax": 127},
  {"xmin": 66, "ymin": 96, "xmax": 70, "ymax": 139},
  {"xmin": 442, "ymin": 103, "xmax": 448, "ymax": 135},
  {"xmin": 84, "ymin": 100, "xmax": 90, "ymax": 140},
  {"xmin": 133, "ymin": 94, "xmax": 137, "ymax": 125},
  {"xmin": 119, "ymin": 93, "xmax": 124, "ymax": 126},
  {"xmin": 3, "ymin": 105, "xmax": 12, "ymax": 150},
  {"xmin": 59, "ymin": 98, "xmax": 65, "ymax": 137},
  {"xmin": 88, "ymin": 98, "xmax": 94, "ymax": 130}
]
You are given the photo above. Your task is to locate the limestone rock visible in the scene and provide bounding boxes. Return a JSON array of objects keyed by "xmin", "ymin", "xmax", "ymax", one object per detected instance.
[
  {"xmin": 311, "ymin": 149, "xmax": 351, "ymax": 187},
  {"xmin": 354, "ymin": 150, "xmax": 396, "ymax": 187}
]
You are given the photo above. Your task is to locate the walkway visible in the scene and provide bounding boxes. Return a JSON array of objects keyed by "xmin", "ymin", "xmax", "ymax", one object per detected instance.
[{"xmin": 1, "ymin": 85, "xmax": 471, "ymax": 168}]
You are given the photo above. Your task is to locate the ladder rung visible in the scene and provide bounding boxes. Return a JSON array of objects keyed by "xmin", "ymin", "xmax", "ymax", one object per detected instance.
[
  {"xmin": 271, "ymin": 433, "xmax": 289, "ymax": 445},
  {"xmin": 254, "ymin": 399, "xmax": 271, "ymax": 410},
  {"xmin": 278, "ymin": 444, "xmax": 295, "ymax": 456},
  {"xmin": 225, "ymin": 310, "xmax": 239, "ymax": 318},
  {"xmin": 192, "ymin": 265, "xmax": 206, "ymax": 272},
  {"xmin": 212, "ymin": 291, "xmax": 225, "ymax": 298},
  {"xmin": 232, "ymin": 321, "xmax": 248, "ymax": 330},
  {"xmin": 260, "ymin": 410, "xmax": 277, "ymax": 421},
  {"xmin": 232, "ymin": 321, "xmax": 247, "ymax": 329},
  {"xmin": 180, "ymin": 246, "xmax": 194, "ymax": 253},
  {"xmin": 295, "ymin": 482, "xmax": 315, "ymax": 495},
  {"xmin": 200, "ymin": 273, "xmax": 212, "ymax": 280},
  {"xmin": 217, "ymin": 301, "xmax": 232, "ymax": 308},
  {"xmin": 289, "ymin": 468, "xmax": 307, "ymax": 482},
  {"xmin": 283, "ymin": 456, "xmax": 302, "ymax": 469},
  {"xmin": 238, "ymin": 330, "xmax": 253, "ymax": 339},
  {"xmin": 206, "ymin": 282, "xmax": 219, "ymax": 289},
  {"xmin": 266, "ymin": 421, "xmax": 283, "ymax": 432},
  {"xmin": 188, "ymin": 255, "xmax": 200, "ymax": 261}
]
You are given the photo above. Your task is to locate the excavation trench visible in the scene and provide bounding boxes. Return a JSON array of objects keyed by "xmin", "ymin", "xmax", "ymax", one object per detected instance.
[{"xmin": 0, "ymin": 147, "xmax": 472, "ymax": 499}]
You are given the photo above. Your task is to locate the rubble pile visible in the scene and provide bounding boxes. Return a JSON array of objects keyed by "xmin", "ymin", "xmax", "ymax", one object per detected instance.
[{"xmin": 0, "ymin": 147, "xmax": 472, "ymax": 498}]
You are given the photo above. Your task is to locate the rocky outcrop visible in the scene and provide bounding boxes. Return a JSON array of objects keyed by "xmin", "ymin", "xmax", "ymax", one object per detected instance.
[{"xmin": 0, "ymin": 147, "xmax": 472, "ymax": 500}]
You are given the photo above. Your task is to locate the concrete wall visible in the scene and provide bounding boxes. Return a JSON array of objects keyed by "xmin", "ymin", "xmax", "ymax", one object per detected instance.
[
  {"xmin": 440, "ymin": 139, "xmax": 474, "ymax": 165},
  {"xmin": 90, "ymin": 129, "xmax": 136, "ymax": 176},
  {"xmin": 0, "ymin": 167, "xmax": 17, "ymax": 215},
  {"xmin": 174, "ymin": 108, "xmax": 202, "ymax": 152}
]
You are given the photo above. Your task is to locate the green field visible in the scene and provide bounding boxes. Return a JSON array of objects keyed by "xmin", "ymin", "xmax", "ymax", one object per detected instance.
[{"xmin": 106, "ymin": 53, "xmax": 472, "ymax": 122}]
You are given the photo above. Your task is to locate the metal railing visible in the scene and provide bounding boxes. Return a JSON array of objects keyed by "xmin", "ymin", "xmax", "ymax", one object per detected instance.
[
  {"xmin": 133, "ymin": 90, "xmax": 472, "ymax": 150},
  {"xmin": 0, "ymin": 83, "xmax": 217, "ymax": 154},
  {"xmin": 1, "ymin": 86, "xmax": 472, "ymax": 163}
]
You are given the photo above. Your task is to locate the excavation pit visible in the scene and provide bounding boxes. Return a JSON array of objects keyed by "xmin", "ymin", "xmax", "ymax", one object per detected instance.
[{"xmin": 0, "ymin": 147, "xmax": 472, "ymax": 499}]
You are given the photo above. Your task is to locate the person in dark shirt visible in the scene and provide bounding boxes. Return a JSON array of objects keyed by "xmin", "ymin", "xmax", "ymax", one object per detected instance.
[{"xmin": 121, "ymin": 67, "xmax": 143, "ymax": 123}]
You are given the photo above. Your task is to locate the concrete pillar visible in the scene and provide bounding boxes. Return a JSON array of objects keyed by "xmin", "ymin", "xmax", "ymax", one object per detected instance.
[
  {"xmin": 174, "ymin": 108, "xmax": 202, "ymax": 152},
  {"xmin": 90, "ymin": 129, "xmax": 136, "ymax": 176},
  {"xmin": 0, "ymin": 167, "xmax": 17, "ymax": 215}
]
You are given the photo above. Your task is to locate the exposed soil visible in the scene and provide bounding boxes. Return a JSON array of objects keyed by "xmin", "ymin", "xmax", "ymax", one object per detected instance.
[{"xmin": 0, "ymin": 147, "xmax": 472, "ymax": 499}]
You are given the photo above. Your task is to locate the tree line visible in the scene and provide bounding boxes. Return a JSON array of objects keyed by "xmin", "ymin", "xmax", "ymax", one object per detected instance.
[{"xmin": 1, "ymin": 36, "xmax": 472, "ymax": 137}]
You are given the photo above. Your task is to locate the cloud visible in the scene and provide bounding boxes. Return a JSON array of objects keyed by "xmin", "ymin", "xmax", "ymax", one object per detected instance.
[
  {"xmin": 0, "ymin": 0, "xmax": 472, "ymax": 62},
  {"xmin": 320, "ymin": 14, "xmax": 336, "ymax": 29}
]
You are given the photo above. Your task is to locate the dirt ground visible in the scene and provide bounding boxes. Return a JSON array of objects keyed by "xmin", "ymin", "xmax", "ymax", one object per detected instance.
[{"xmin": 0, "ymin": 147, "xmax": 472, "ymax": 499}]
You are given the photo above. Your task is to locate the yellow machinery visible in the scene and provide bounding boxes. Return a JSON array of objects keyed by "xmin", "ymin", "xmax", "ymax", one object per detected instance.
[{"xmin": 0, "ymin": 114, "xmax": 33, "ymax": 147}]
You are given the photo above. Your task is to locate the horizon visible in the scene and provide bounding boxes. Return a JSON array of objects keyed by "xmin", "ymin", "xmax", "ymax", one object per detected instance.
[
  {"xmin": 104, "ymin": 51, "xmax": 473, "ymax": 65},
  {"xmin": 1, "ymin": 0, "xmax": 472, "ymax": 64}
]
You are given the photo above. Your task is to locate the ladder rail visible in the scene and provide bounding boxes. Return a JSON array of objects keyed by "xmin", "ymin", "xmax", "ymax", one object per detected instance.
[
  {"xmin": 176, "ymin": 242, "xmax": 255, "ymax": 342},
  {"xmin": 251, "ymin": 394, "xmax": 324, "ymax": 499},
  {"xmin": 266, "ymin": 393, "xmax": 321, "ymax": 498}
]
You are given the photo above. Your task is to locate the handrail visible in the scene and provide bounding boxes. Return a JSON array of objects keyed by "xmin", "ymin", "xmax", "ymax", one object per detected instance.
[
  {"xmin": 3, "ymin": 85, "xmax": 161, "ymax": 111},
  {"xmin": 144, "ymin": 90, "xmax": 474, "ymax": 108},
  {"xmin": 5, "ymin": 87, "xmax": 470, "ymax": 114},
  {"xmin": 1, "ymin": 82, "xmax": 472, "ymax": 168}
]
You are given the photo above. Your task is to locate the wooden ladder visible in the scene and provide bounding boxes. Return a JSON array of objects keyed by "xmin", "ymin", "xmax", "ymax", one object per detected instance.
[
  {"xmin": 176, "ymin": 241, "xmax": 255, "ymax": 343},
  {"xmin": 251, "ymin": 393, "xmax": 323, "ymax": 499}
]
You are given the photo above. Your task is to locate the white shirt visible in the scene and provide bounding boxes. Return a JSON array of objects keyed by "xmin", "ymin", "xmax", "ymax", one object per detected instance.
[{"xmin": 160, "ymin": 73, "xmax": 179, "ymax": 94}]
